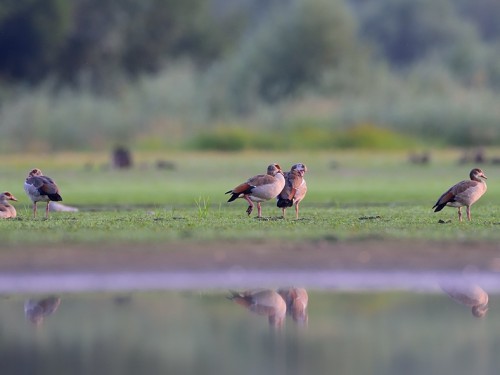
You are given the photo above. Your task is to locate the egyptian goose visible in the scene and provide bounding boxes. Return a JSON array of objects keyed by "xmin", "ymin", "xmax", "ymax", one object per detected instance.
[
  {"xmin": 228, "ymin": 289, "xmax": 287, "ymax": 329},
  {"xmin": 226, "ymin": 163, "xmax": 285, "ymax": 218},
  {"xmin": 441, "ymin": 284, "xmax": 488, "ymax": 318},
  {"xmin": 277, "ymin": 287, "xmax": 308, "ymax": 326},
  {"xmin": 277, "ymin": 163, "xmax": 308, "ymax": 219},
  {"xmin": 0, "ymin": 191, "xmax": 18, "ymax": 219},
  {"xmin": 24, "ymin": 168, "xmax": 63, "ymax": 218},
  {"xmin": 433, "ymin": 168, "xmax": 487, "ymax": 222}
]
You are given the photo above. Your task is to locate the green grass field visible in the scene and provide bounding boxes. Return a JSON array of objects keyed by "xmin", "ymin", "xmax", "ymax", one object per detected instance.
[{"xmin": 0, "ymin": 150, "xmax": 498, "ymax": 246}]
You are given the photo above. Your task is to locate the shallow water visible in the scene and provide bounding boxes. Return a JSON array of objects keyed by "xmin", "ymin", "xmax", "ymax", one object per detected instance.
[
  {"xmin": 1, "ymin": 269, "xmax": 499, "ymax": 293},
  {"xmin": 1, "ymin": 270, "xmax": 499, "ymax": 375}
]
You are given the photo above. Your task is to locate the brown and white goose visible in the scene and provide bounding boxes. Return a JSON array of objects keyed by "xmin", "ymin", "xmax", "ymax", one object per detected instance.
[
  {"xmin": 277, "ymin": 163, "xmax": 307, "ymax": 219},
  {"xmin": 433, "ymin": 168, "xmax": 487, "ymax": 222},
  {"xmin": 227, "ymin": 289, "xmax": 287, "ymax": 329},
  {"xmin": 0, "ymin": 191, "xmax": 18, "ymax": 219},
  {"xmin": 226, "ymin": 163, "xmax": 285, "ymax": 218},
  {"xmin": 24, "ymin": 168, "xmax": 63, "ymax": 218}
]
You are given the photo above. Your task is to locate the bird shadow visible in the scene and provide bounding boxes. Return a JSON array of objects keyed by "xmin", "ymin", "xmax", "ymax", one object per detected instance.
[
  {"xmin": 438, "ymin": 219, "xmax": 452, "ymax": 224},
  {"xmin": 255, "ymin": 216, "xmax": 284, "ymax": 221}
]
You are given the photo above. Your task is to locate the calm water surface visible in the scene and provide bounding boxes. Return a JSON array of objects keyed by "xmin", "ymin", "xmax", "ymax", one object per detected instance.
[{"xmin": 0, "ymin": 271, "xmax": 499, "ymax": 375}]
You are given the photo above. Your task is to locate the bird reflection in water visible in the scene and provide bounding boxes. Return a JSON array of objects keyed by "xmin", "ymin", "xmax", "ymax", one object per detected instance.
[
  {"xmin": 228, "ymin": 287, "xmax": 309, "ymax": 329},
  {"xmin": 24, "ymin": 296, "xmax": 61, "ymax": 326},
  {"xmin": 228, "ymin": 289, "xmax": 287, "ymax": 329},
  {"xmin": 277, "ymin": 287, "xmax": 308, "ymax": 326},
  {"xmin": 441, "ymin": 283, "xmax": 489, "ymax": 318}
]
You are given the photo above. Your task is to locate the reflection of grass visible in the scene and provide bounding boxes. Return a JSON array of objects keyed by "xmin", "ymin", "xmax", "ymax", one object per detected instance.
[{"xmin": 0, "ymin": 150, "xmax": 499, "ymax": 245}]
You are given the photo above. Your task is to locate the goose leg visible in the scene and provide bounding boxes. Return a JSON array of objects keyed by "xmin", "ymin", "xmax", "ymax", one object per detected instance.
[
  {"xmin": 244, "ymin": 196, "xmax": 254, "ymax": 216},
  {"xmin": 457, "ymin": 207, "xmax": 462, "ymax": 222},
  {"xmin": 466, "ymin": 206, "xmax": 471, "ymax": 221}
]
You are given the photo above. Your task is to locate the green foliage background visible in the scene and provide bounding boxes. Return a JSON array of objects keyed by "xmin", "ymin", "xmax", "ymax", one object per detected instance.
[{"xmin": 1, "ymin": 0, "xmax": 500, "ymax": 151}]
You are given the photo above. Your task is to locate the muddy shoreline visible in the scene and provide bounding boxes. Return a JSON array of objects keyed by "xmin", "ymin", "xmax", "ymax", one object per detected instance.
[{"xmin": 0, "ymin": 239, "xmax": 498, "ymax": 274}]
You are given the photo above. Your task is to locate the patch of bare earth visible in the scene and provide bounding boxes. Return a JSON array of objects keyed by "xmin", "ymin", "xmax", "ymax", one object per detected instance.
[{"xmin": 0, "ymin": 239, "xmax": 499, "ymax": 274}]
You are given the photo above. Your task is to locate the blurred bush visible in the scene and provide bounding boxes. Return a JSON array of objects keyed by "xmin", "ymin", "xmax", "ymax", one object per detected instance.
[
  {"xmin": 225, "ymin": 0, "xmax": 360, "ymax": 107},
  {"xmin": 0, "ymin": 0, "xmax": 241, "ymax": 88},
  {"xmin": 333, "ymin": 123, "xmax": 418, "ymax": 149},
  {"xmin": 190, "ymin": 123, "xmax": 418, "ymax": 151}
]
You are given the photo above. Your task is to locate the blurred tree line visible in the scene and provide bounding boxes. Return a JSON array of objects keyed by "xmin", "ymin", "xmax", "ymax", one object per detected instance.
[
  {"xmin": 351, "ymin": 0, "xmax": 500, "ymax": 85},
  {"xmin": 1, "ymin": 0, "xmax": 500, "ymax": 150},
  {"xmin": 0, "ymin": 0, "xmax": 242, "ymax": 89},
  {"xmin": 3, "ymin": 0, "xmax": 500, "ymax": 92}
]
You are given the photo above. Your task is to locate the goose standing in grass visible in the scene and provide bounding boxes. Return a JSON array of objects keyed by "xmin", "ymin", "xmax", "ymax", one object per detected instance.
[
  {"xmin": 225, "ymin": 163, "xmax": 285, "ymax": 218},
  {"xmin": 432, "ymin": 168, "xmax": 487, "ymax": 222},
  {"xmin": 24, "ymin": 168, "xmax": 63, "ymax": 219},
  {"xmin": 277, "ymin": 163, "xmax": 307, "ymax": 219},
  {"xmin": 0, "ymin": 192, "xmax": 18, "ymax": 219},
  {"xmin": 227, "ymin": 289, "xmax": 287, "ymax": 329}
]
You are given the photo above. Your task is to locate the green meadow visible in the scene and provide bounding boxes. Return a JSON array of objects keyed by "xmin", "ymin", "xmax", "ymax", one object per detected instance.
[{"xmin": 0, "ymin": 150, "xmax": 498, "ymax": 246}]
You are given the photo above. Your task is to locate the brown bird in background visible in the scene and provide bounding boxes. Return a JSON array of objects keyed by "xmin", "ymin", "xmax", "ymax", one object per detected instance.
[
  {"xmin": 228, "ymin": 289, "xmax": 287, "ymax": 329},
  {"xmin": 226, "ymin": 163, "xmax": 285, "ymax": 218},
  {"xmin": 0, "ymin": 191, "xmax": 18, "ymax": 219},
  {"xmin": 24, "ymin": 168, "xmax": 63, "ymax": 218},
  {"xmin": 432, "ymin": 168, "xmax": 487, "ymax": 222},
  {"xmin": 277, "ymin": 163, "xmax": 307, "ymax": 219}
]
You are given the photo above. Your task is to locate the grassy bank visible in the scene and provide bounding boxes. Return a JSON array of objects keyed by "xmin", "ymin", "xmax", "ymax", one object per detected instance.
[{"xmin": 0, "ymin": 150, "xmax": 498, "ymax": 246}]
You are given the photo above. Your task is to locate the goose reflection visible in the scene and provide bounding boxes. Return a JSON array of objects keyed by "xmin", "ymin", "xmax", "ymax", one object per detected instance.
[
  {"xmin": 24, "ymin": 296, "xmax": 61, "ymax": 326},
  {"xmin": 277, "ymin": 287, "xmax": 308, "ymax": 326},
  {"xmin": 227, "ymin": 289, "xmax": 287, "ymax": 329},
  {"xmin": 441, "ymin": 283, "xmax": 488, "ymax": 318}
]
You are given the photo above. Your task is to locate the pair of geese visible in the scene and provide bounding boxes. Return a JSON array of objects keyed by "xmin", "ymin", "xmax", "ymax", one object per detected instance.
[
  {"xmin": 226, "ymin": 164, "xmax": 488, "ymax": 222},
  {"xmin": 226, "ymin": 162, "xmax": 308, "ymax": 219},
  {"xmin": 0, "ymin": 166, "xmax": 488, "ymax": 222}
]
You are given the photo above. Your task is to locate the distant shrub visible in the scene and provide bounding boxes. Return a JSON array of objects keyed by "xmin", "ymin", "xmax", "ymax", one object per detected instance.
[
  {"xmin": 223, "ymin": 0, "xmax": 360, "ymax": 110},
  {"xmin": 190, "ymin": 127, "xmax": 255, "ymax": 151},
  {"xmin": 192, "ymin": 130, "xmax": 244, "ymax": 151},
  {"xmin": 333, "ymin": 123, "xmax": 419, "ymax": 150},
  {"xmin": 189, "ymin": 123, "xmax": 418, "ymax": 151},
  {"xmin": 287, "ymin": 125, "xmax": 336, "ymax": 149}
]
